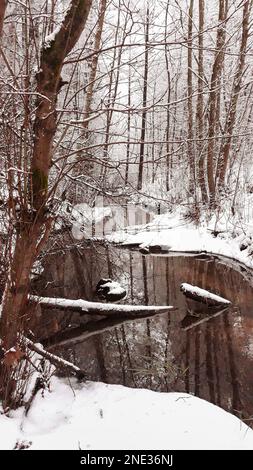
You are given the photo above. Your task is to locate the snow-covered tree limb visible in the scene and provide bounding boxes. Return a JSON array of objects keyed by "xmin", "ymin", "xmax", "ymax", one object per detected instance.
[{"xmin": 24, "ymin": 337, "xmax": 85, "ymax": 380}]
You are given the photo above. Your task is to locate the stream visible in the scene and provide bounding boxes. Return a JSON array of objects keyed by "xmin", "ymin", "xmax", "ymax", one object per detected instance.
[{"xmin": 34, "ymin": 241, "xmax": 253, "ymax": 424}]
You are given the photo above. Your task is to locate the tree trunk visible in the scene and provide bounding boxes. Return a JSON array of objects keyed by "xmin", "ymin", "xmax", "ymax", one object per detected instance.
[
  {"xmin": 83, "ymin": 0, "xmax": 107, "ymax": 131},
  {"xmin": 165, "ymin": 1, "xmax": 171, "ymax": 191},
  {"xmin": 0, "ymin": 224, "xmax": 44, "ymax": 349},
  {"xmin": 137, "ymin": 7, "xmax": 149, "ymax": 191},
  {"xmin": 197, "ymin": 0, "xmax": 208, "ymax": 203},
  {"xmin": 100, "ymin": 2, "xmax": 129, "ymax": 182},
  {"xmin": 216, "ymin": 0, "xmax": 250, "ymax": 190},
  {"xmin": 0, "ymin": 0, "xmax": 92, "ymax": 408},
  {"xmin": 187, "ymin": 0, "xmax": 196, "ymax": 197},
  {"xmin": 125, "ymin": 51, "xmax": 131, "ymax": 184},
  {"xmin": 206, "ymin": 0, "xmax": 227, "ymax": 204}
]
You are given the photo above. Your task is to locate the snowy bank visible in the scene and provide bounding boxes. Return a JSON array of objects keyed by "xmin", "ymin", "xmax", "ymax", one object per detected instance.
[
  {"xmin": 1, "ymin": 377, "xmax": 253, "ymax": 450},
  {"xmin": 107, "ymin": 210, "xmax": 253, "ymax": 274}
]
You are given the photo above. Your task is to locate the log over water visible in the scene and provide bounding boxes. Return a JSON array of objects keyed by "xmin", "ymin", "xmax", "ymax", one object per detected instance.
[
  {"xmin": 180, "ymin": 283, "xmax": 231, "ymax": 307},
  {"xmin": 29, "ymin": 295, "xmax": 177, "ymax": 317}
]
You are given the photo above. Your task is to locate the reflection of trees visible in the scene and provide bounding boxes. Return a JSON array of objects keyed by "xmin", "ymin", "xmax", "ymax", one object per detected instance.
[{"xmin": 37, "ymin": 243, "xmax": 253, "ymax": 424}]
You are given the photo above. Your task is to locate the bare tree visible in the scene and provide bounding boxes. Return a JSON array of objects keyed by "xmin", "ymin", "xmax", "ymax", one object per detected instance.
[
  {"xmin": 164, "ymin": 1, "xmax": 171, "ymax": 192},
  {"xmin": 125, "ymin": 46, "xmax": 132, "ymax": 184},
  {"xmin": 216, "ymin": 0, "xmax": 251, "ymax": 191},
  {"xmin": 137, "ymin": 6, "xmax": 149, "ymax": 191},
  {"xmin": 0, "ymin": 0, "xmax": 92, "ymax": 408},
  {"xmin": 83, "ymin": 0, "xmax": 107, "ymax": 132},
  {"xmin": 206, "ymin": 0, "xmax": 228, "ymax": 204},
  {"xmin": 187, "ymin": 0, "xmax": 195, "ymax": 197},
  {"xmin": 196, "ymin": 0, "xmax": 208, "ymax": 203}
]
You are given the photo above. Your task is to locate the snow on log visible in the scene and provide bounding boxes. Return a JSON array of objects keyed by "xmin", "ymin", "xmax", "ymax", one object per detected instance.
[
  {"xmin": 180, "ymin": 283, "xmax": 231, "ymax": 306},
  {"xmin": 95, "ymin": 279, "xmax": 126, "ymax": 302},
  {"xmin": 23, "ymin": 337, "xmax": 85, "ymax": 379},
  {"xmin": 29, "ymin": 295, "xmax": 177, "ymax": 317}
]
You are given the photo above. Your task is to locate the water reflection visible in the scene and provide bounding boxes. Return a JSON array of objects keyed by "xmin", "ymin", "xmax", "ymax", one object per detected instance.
[{"xmin": 35, "ymin": 243, "xmax": 253, "ymax": 424}]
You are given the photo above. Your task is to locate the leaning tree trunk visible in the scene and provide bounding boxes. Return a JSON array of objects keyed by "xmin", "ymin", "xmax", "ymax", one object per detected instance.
[{"xmin": 0, "ymin": 0, "xmax": 92, "ymax": 409}]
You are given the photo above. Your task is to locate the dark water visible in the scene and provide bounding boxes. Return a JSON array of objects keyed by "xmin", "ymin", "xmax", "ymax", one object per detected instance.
[{"xmin": 35, "ymin": 242, "xmax": 253, "ymax": 424}]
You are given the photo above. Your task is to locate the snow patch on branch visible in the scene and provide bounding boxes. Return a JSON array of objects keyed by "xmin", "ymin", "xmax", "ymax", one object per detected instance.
[{"xmin": 44, "ymin": 25, "xmax": 62, "ymax": 49}]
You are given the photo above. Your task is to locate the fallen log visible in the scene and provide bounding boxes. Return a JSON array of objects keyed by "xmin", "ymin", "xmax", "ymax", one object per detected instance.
[
  {"xmin": 29, "ymin": 295, "xmax": 177, "ymax": 317},
  {"xmin": 23, "ymin": 336, "xmax": 85, "ymax": 379},
  {"xmin": 180, "ymin": 283, "xmax": 231, "ymax": 307}
]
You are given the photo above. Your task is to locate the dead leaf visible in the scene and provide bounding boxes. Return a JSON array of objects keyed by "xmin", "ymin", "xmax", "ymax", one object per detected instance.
[{"xmin": 3, "ymin": 347, "xmax": 25, "ymax": 368}]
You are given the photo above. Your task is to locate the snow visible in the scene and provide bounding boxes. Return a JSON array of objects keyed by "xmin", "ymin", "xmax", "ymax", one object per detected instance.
[
  {"xmin": 98, "ymin": 280, "xmax": 126, "ymax": 296},
  {"xmin": 181, "ymin": 283, "xmax": 231, "ymax": 304},
  {"xmin": 1, "ymin": 377, "xmax": 253, "ymax": 450},
  {"xmin": 29, "ymin": 295, "xmax": 175, "ymax": 315},
  {"xmin": 107, "ymin": 210, "xmax": 253, "ymax": 273},
  {"xmin": 44, "ymin": 25, "xmax": 61, "ymax": 49},
  {"xmin": 6, "ymin": 347, "xmax": 17, "ymax": 353}
]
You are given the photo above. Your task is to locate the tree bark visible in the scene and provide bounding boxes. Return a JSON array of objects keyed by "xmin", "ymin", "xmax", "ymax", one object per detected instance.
[{"xmin": 31, "ymin": 0, "xmax": 92, "ymax": 210}]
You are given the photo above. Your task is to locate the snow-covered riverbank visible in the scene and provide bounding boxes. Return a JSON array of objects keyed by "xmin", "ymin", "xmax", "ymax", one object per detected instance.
[
  {"xmin": 1, "ymin": 377, "xmax": 253, "ymax": 450},
  {"xmin": 108, "ymin": 209, "xmax": 253, "ymax": 271}
]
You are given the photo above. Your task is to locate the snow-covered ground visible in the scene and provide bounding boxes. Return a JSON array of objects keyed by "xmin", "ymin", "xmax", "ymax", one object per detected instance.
[
  {"xmin": 107, "ymin": 209, "xmax": 253, "ymax": 271},
  {"xmin": 1, "ymin": 377, "xmax": 253, "ymax": 450}
]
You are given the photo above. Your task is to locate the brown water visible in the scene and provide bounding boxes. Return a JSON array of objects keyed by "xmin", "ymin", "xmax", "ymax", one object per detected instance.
[{"xmin": 35, "ymin": 242, "xmax": 253, "ymax": 424}]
